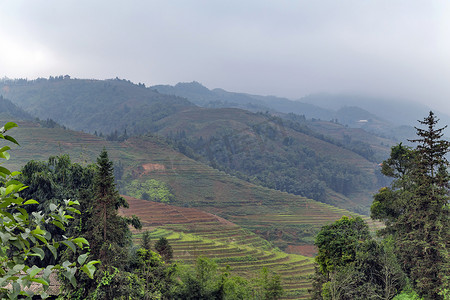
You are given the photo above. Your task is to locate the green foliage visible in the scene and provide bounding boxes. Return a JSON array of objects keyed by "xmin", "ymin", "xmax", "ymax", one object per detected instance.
[
  {"xmin": 170, "ymin": 257, "xmax": 284, "ymax": 300},
  {"xmin": 89, "ymin": 150, "xmax": 133, "ymax": 264},
  {"xmin": 371, "ymin": 112, "xmax": 450, "ymax": 299},
  {"xmin": 0, "ymin": 122, "xmax": 98, "ymax": 298},
  {"xmin": 18, "ymin": 155, "xmax": 96, "ymax": 266},
  {"xmin": 154, "ymin": 237, "xmax": 173, "ymax": 262},
  {"xmin": 253, "ymin": 267, "xmax": 284, "ymax": 300},
  {"xmin": 314, "ymin": 216, "xmax": 371, "ymax": 275},
  {"xmin": 167, "ymin": 113, "xmax": 377, "ymax": 206},
  {"xmin": 312, "ymin": 217, "xmax": 405, "ymax": 300},
  {"xmin": 133, "ymin": 247, "xmax": 176, "ymax": 299},
  {"xmin": 392, "ymin": 290, "xmax": 423, "ymax": 300},
  {"xmin": 124, "ymin": 179, "xmax": 174, "ymax": 203},
  {"xmin": 141, "ymin": 230, "xmax": 151, "ymax": 250},
  {"xmin": 171, "ymin": 256, "xmax": 224, "ymax": 299},
  {"xmin": 62, "ymin": 150, "xmax": 141, "ymax": 299}
]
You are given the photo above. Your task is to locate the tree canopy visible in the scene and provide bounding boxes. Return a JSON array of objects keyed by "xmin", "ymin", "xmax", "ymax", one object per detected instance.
[
  {"xmin": 371, "ymin": 111, "xmax": 449, "ymax": 299},
  {"xmin": 0, "ymin": 122, "xmax": 99, "ymax": 298}
]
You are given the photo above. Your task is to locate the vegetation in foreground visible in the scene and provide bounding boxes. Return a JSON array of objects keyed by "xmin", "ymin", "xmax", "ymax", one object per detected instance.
[
  {"xmin": 311, "ymin": 112, "xmax": 449, "ymax": 300},
  {"xmin": 0, "ymin": 122, "xmax": 99, "ymax": 298}
]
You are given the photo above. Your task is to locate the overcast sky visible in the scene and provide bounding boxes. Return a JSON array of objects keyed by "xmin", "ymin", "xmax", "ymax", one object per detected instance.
[{"xmin": 1, "ymin": 1, "xmax": 450, "ymax": 114}]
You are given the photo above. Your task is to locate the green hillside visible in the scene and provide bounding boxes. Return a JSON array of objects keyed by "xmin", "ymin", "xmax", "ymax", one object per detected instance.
[
  {"xmin": 0, "ymin": 77, "xmax": 194, "ymax": 135},
  {"xmin": 0, "ymin": 78, "xmax": 390, "ymax": 212},
  {"xmin": 155, "ymin": 107, "xmax": 384, "ymax": 211},
  {"xmin": 3, "ymin": 121, "xmax": 378, "ymax": 253},
  {"xmin": 0, "ymin": 95, "xmax": 33, "ymax": 120}
]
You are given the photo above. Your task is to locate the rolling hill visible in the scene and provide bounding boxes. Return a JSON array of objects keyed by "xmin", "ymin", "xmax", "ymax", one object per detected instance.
[
  {"xmin": 152, "ymin": 81, "xmax": 427, "ymax": 142},
  {"xmin": 153, "ymin": 107, "xmax": 385, "ymax": 211},
  {"xmin": 0, "ymin": 77, "xmax": 194, "ymax": 135},
  {"xmin": 0, "ymin": 78, "xmax": 395, "ymax": 212},
  {"xmin": 0, "ymin": 104, "xmax": 384, "ymax": 299},
  {"xmin": 2, "ymin": 121, "xmax": 379, "ymax": 252}
]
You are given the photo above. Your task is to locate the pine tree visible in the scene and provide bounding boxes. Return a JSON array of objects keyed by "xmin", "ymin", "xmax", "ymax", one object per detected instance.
[
  {"xmin": 65, "ymin": 150, "xmax": 141, "ymax": 299},
  {"xmin": 372, "ymin": 111, "xmax": 450, "ymax": 299},
  {"xmin": 89, "ymin": 149, "xmax": 130, "ymax": 266},
  {"xmin": 154, "ymin": 237, "xmax": 173, "ymax": 262},
  {"xmin": 403, "ymin": 111, "xmax": 450, "ymax": 298}
]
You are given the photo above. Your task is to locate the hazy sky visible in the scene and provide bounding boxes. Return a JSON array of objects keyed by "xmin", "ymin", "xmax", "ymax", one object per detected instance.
[{"xmin": 1, "ymin": 1, "xmax": 450, "ymax": 114}]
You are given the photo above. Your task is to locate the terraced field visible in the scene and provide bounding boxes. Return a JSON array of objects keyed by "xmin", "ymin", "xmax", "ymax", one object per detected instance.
[
  {"xmin": 121, "ymin": 197, "xmax": 316, "ymax": 299},
  {"xmin": 5, "ymin": 123, "xmax": 381, "ymax": 255}
]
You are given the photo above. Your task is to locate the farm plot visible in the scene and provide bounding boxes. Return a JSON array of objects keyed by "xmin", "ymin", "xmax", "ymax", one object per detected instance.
[{"xmin": 121, "ymin": 197, "xmax": 315, "ymax": 299}]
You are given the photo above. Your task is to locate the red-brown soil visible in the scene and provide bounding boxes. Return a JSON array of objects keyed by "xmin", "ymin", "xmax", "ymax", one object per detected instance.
[
  {"xmin": 285, "ymin": 245, "xmax": 317, "ymax": 257},
  {"xmin": 120, "ymin": 195, "xmax": 235, "ymax": 227}
]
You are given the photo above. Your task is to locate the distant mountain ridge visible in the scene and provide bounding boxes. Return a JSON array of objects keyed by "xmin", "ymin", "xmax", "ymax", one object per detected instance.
[
  {"xmin": 153, "ymin": 81, "xmax": 449, "ymax": 141},
  {"xmin": 300, "ymin": 93, "xmax": 450, "ymax": 127},
  {"xmin": 0, "ymin": 77, "xmax": 194, "ymax": 135},
  {"xmin": 153, "ymin": 81, "xmax": 335, "ymax": 120}
]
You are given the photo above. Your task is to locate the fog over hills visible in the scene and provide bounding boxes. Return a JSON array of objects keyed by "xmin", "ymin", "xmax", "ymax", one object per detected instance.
[{"xmin": 153, "ymin": 81, "xmax": 447, "ymax": 142}]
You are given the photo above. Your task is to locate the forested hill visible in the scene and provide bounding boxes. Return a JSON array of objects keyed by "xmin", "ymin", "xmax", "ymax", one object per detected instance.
[
  {"xmin": 153, "ymin": 107, "xmax": 388, "ymax": 212},
  {"xmin": 0, "ymin": 77, "xmax": 397, "ymax": 212},
  {"xmin": 153, "ymin": 81, "xmax": 334, "ymax": 120},
  {"xmin": 152, "ymin": 81, "xmax": 428, "ymax": 141},
  {"xmin": 3, "ymin": 121, "xmax": 378, "ymax": 252},
  {"xmin": 0, "ymin": 77, "xmax": 194, "ymax": 135},
  {"xmin": 0, "ymin": 95, "xmax": 33, "ymax": 120}
]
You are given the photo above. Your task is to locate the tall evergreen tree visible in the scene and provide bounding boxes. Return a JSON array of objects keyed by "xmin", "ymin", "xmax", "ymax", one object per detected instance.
[
  {"xmin": 64, "ymin": 150, "xmax": 142, "ymax": 299},
  {"xmin": 88, "ymin": 149, "xmax": 131, "ymax": 266},
  {"xmin": 372, "ymin": 111, "xmax": 450, "ymax": 299}
]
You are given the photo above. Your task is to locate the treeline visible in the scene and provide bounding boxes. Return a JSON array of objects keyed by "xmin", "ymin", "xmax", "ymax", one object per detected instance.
[
  {"xmin": 274, "ymin": 112, "xmax": 376, "ymax": 162},
  {"xmin": 311, "ymin": 112, "xmax": 449, "ymax": 300}
]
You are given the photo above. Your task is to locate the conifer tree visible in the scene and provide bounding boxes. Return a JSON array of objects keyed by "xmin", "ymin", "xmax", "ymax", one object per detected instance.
[
  {"xmin": 88, "ymin": 149, "xmax": 131, "ymax": 266},
  {"xmin": 66, "ymin": 150, "xmax": 142, "ymax": 299},
  {"xmin": 372, "ymin": 111, "xmax": 450, "ymax": 299},
  {"xmin": 403, "ymin": 111, "xmax": 450, "ymax": 298},
  {"xmin": 154, "ymin": 237, "xmax": 173, "ymax": 262}
]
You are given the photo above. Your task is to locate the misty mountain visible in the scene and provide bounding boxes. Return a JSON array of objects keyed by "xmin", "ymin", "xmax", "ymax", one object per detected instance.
[
  {"xmin": 152, "ymin": 81, "xmax": 334, "ymax": 119},
  {"xmin": 153, "ymin": 81, "xmax": 437, "ymax": 142},
  {"xmin": 0, "ymin": 77, "xmax": 194, "ymax": 135},
  {"xmin": 0, "ymin": 95, "xmax": 33, "ymax": 120},
  {"xmin": 301, "ymin": 93, "xmax": 450, "ymax": 127},
  {"xmin": 153, "ymin": 81, "xmax": 271, "ymax": 111}
]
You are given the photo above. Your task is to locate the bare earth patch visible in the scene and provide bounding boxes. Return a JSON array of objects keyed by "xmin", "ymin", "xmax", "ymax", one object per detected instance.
[
  {"xmin": 142, "ymin": 163, "xmax": 166, "ymax": 172},
  {"xmin": 285, "ymin": 244, "xmax": 317, "ymax": 257}
]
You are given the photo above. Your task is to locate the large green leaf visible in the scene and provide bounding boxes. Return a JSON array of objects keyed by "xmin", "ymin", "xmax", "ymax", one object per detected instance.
[
  {"xmin": 80, "ymin": 261, "xmax": 100, "ymax": 279},
  {"xmin": 31, "ymin": 247, "xmax": 45, "ymax": 260},
  {"xmin": 3, "ymin": 122, "xmax": 18, "ymax": 131}
]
